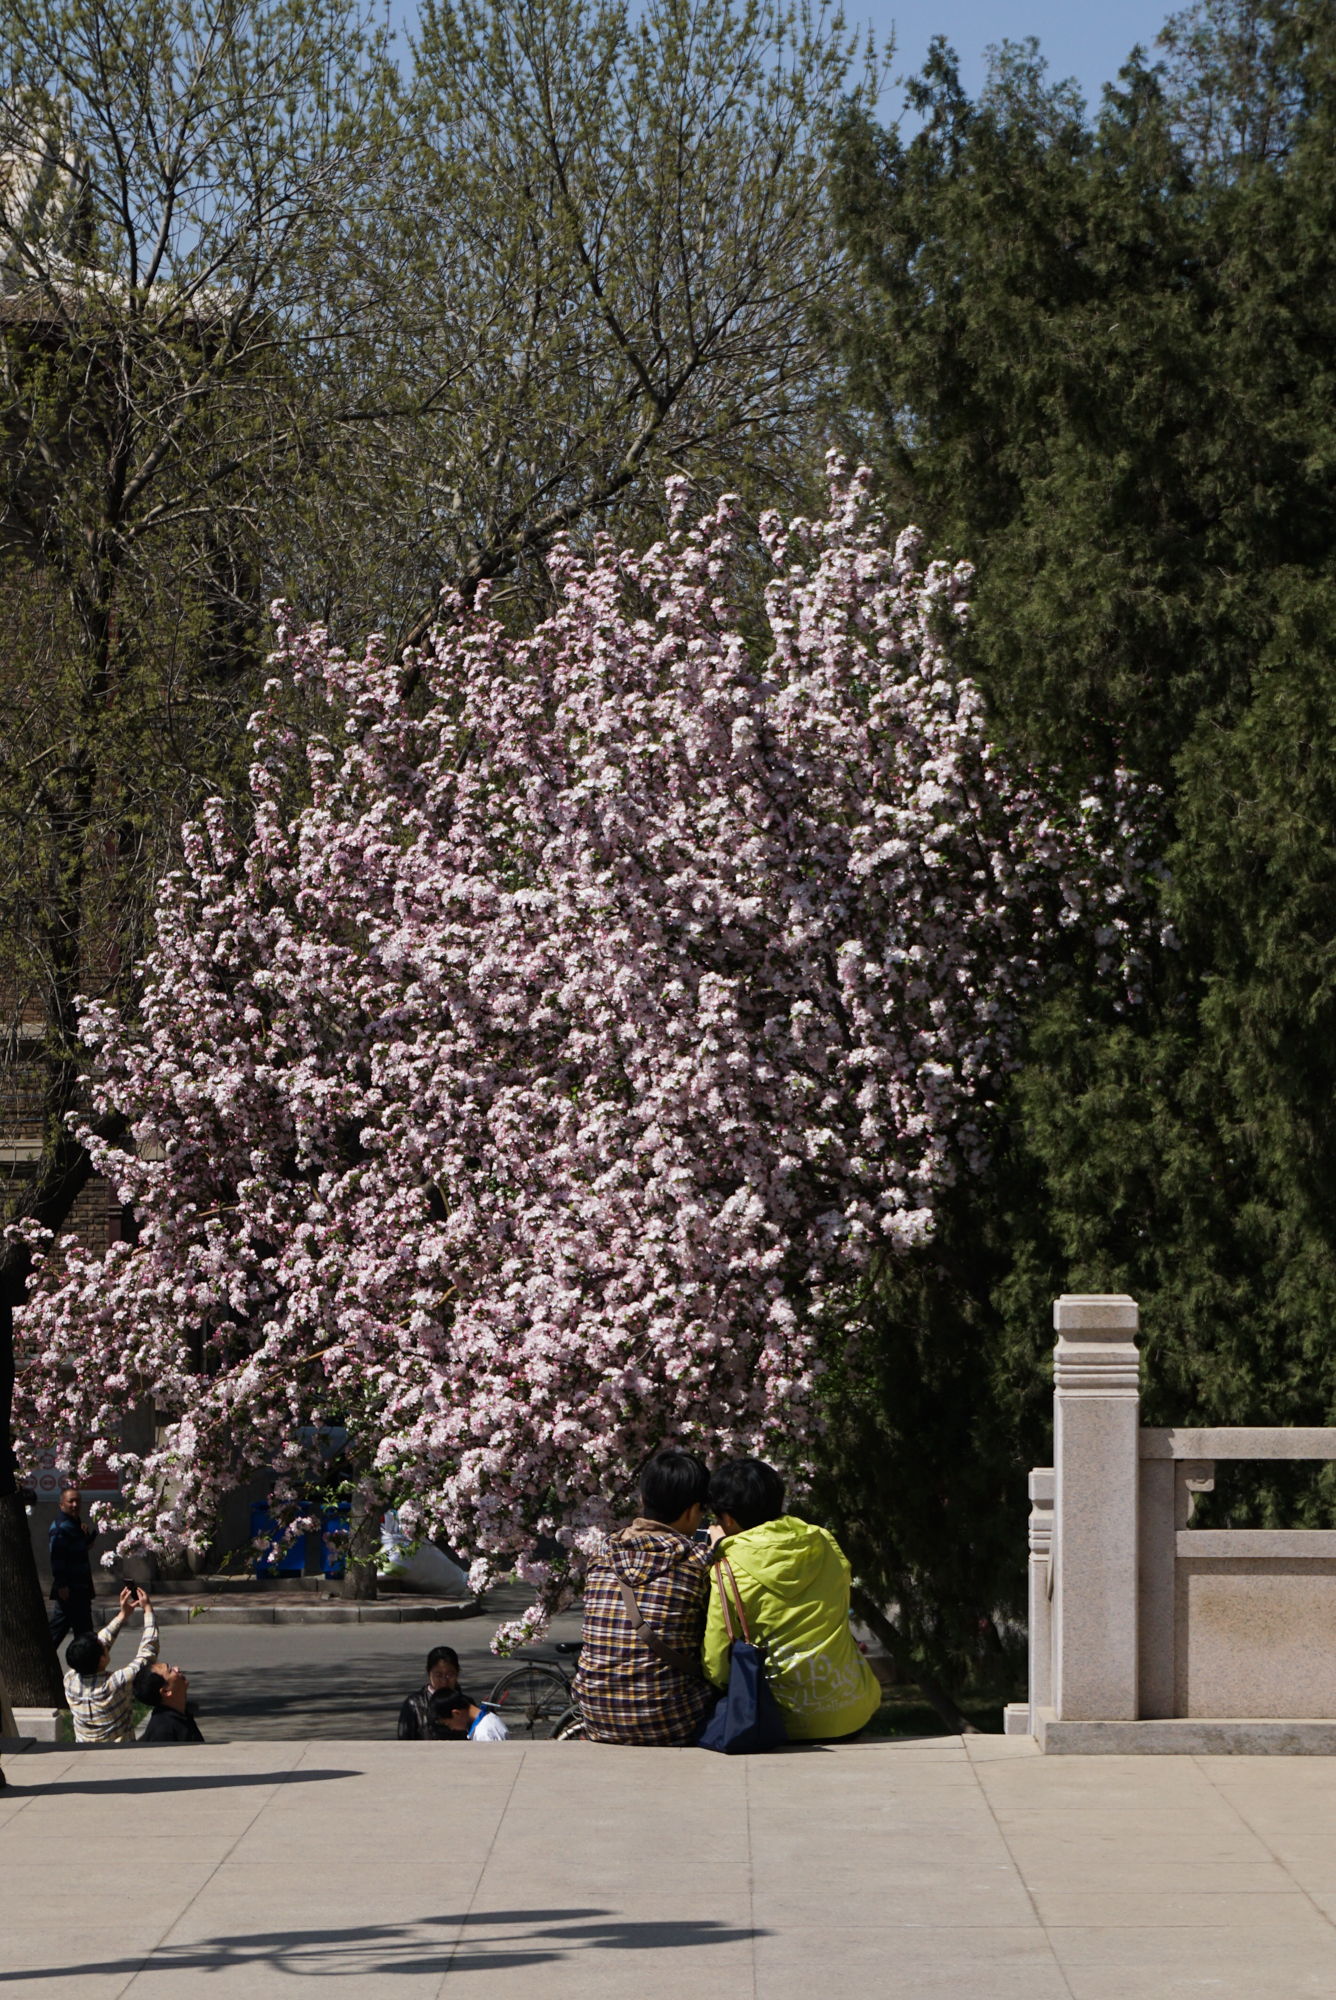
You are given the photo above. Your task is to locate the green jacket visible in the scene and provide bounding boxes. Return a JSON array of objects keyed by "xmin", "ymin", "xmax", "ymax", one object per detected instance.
[{"xmin": 702, "ymin": 1516, "xmax": 881, "ymax": 1741}]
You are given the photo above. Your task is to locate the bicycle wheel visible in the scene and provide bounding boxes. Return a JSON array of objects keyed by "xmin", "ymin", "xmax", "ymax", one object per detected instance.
[
  {"xmin": 486, "ymin": 1662, "xmax": 572, "ymax": 1739},
  {"xmin": 551, "ymin": 1705, "xmax": 587, "ymax": 1740}
]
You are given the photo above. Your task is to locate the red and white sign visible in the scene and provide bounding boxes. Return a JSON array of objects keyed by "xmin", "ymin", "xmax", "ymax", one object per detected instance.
[{"xmin": 26, "ymin": 1450, "xmax": 120, "ymax": 1500}]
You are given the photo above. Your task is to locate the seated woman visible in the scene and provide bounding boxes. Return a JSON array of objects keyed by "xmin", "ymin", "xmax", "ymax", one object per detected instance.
[{"xmin": 703, "ymin": 1459, "xmax": 880, "ymax": 1742}]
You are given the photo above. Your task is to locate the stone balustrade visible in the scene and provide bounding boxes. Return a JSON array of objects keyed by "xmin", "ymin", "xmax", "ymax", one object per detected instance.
[{"xmin": 1011, "ymin": 1294, "xmax": 1336, "ymax": 1752}]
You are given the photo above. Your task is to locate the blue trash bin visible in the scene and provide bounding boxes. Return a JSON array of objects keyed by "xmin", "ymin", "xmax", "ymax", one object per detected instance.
[
  {"xmin": 251, "ymin": 1503, "xmax": 305, "ymax": 1574},
  {"xmin": 321, "ymin": 1505, "xmax": 351, "ymax": 1578}
]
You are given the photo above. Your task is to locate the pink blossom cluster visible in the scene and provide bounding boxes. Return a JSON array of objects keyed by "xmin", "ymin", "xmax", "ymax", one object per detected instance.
[{"xmin": 11, "ymin": 463, "xmax": 1149, "ymax": 1641}]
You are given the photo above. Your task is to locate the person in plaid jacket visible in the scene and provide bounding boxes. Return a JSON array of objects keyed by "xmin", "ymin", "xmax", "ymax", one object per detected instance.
[{"xmin": 573, "ymin": 1451, "xmax": 718, "ymax": 1745}]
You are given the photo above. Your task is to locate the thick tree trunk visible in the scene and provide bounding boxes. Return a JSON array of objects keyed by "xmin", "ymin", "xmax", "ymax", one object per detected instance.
[
  {"xmin": 0, "ymin": 1252, "xmax": 65, "ymax": 1706},
  {"xmin": 0, "ymin": 1117, "xmax": 127, "ymax": 1704},
  {"xmin": 0, "ymin": 1496, "xmax": 63, "ymax": 1707},
  {"xmin": 850, "ymin": 1586, "xmax": 980, "ymax": 1736},
  {"xmin": 0, "ymin": 1239, "xmax": 61, "ymax": 1706}
]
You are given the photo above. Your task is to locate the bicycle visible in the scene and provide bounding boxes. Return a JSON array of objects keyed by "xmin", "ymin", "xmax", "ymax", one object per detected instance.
[{"xmin": 487, "ymin": 1640, "xmax": 583, "ymax": 1739}]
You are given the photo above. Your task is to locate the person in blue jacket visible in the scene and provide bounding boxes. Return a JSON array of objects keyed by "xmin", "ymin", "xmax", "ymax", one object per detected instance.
[{"xmin": 48, "ymin": 1481, "xmax": 98, "ymax": 1651}]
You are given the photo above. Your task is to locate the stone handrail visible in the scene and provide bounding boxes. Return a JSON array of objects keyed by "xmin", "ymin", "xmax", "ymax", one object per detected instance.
[
  {"xmin": 1141, "ymin": 1428, "xmax": 1336, "ymax": 1458},
  {"xmin": 1017, "ymin": 1294, "xmax": 1336, "ymax": 1752}
]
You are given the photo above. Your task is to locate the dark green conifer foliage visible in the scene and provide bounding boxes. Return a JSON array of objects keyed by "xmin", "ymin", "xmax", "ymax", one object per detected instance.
[{"xmin": 816, "ymin": 0, "xmax": 1336, "ymax": 1683}]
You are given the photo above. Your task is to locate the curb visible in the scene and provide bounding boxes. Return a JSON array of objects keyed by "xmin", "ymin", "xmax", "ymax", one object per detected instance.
[{"xmin": 152, "ymin": 1598, "xmax": 481, "ymax": 1626}]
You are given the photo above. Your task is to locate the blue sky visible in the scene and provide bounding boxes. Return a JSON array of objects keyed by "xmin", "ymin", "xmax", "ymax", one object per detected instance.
[
  {"xmin": 859, "ymin": 0, "xmax": 1180, "ymax": 120},
  {"xmin": 386, "ymin": 2, "xmax": 1182, "ymax": 126}
]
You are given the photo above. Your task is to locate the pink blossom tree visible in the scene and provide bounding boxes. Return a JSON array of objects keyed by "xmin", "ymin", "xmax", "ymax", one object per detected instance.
[{"xmin": 11, "ymin": 464, "xmax": 1145, "ymax": 1641}]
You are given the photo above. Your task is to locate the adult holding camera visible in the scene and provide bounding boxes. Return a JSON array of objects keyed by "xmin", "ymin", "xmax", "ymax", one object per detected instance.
[
  {"xmin": 63, "ymin": 1587, "xmax": 159, "ymax": 1745},
  {"xmin": 397, "ymin": 1645, "xmax": 465, "ymax": 1739}
]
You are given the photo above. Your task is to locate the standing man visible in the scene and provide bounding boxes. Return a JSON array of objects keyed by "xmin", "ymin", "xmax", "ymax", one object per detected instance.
[{"xmin": 48, "ymin": 1480, "xmax": 97, "ymax": 1651}]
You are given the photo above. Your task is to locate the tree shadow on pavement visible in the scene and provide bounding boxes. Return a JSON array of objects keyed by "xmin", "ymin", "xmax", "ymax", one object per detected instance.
[
  {"xmin": 6, "ymin": 1767, "xmax": 356, "ymax": 1797},
  {"xmin": 0, "ymin": 1908, "xmax": 766, "ymax": 1982}
]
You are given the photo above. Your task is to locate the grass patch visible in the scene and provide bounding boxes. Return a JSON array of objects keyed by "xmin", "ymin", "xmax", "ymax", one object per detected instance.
[{"xmin": 58, "ymin": 1700, "xmax": 151, "ymax": 1745}]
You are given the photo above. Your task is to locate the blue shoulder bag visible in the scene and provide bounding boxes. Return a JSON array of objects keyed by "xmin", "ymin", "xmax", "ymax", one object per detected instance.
[{"xmin": 698, "ymin": 1556, "xmax": 789, "ymax": 1755}]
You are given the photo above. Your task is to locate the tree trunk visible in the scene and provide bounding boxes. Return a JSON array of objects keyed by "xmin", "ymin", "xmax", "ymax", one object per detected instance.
[
  {"xmin": 0, "ymin": 1495, "xmax": 63, "ymax": 1707},
  {"xmin": 341, "ymin": 1494, "xmax": 380, "ymax": 1600},
  {"xmin": 0, "ymin": 1248, "xmax": 66, "ymax": 1705},
  {"xmin": 0, "ymin": 1119, "xmax": 127, "ymax": 1705},
  {"xmin": 850, "ymin": 1586, "xmax": 980, "ymax": 1736}
]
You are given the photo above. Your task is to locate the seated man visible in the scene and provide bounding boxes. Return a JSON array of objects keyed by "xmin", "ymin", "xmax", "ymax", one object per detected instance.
[
  {"xmin": 572, "ymin": 1448, "xmax": 716, "ymax": 1746},
  {"xmin": 703, "ymin": 1458, "xmax": 881, "ymax": 1742},
  {"xmin": 428, "ymin": 1689, "xmax": 509, "ymax": 1741},
  {"xmin": 64, "ymin": 1587, "xmax": 159, "ymax": 1745},
  {"xmin": 398, "ymin": 1644, "xmax": 464, "ymax": 1739},
  {"xmin": 133, "ymin": 1659, "xmax": 205, "ymax": 1743}
]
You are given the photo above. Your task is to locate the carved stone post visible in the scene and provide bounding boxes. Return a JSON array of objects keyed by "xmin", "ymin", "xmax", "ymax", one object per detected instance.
[
  {"xmin": 1052, "ymin": 1293, "xmax": 1140, "ymax": 1720},
  {"xmin": 1027, "ymin": 1467, "xmax": 1054, "ymax": 1733}
]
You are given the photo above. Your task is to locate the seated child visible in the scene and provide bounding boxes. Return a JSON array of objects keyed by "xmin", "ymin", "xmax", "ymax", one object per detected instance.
[{"xmin": 428, "ymin": 1688, "xmax": 509, "ymax": 1741}]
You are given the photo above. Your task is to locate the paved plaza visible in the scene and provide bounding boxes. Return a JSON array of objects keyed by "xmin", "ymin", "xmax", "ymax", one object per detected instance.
[{"xmin": 4, "ymin": 1734, "xmax": 1336, "ymax": 1997}]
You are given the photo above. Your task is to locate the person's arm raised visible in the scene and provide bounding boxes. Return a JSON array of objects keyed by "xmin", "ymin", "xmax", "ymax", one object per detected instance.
[
  {"xmin": 110, "ymin": 1590, "xmax": 160, "ymax": 1689},
  {"xmin": 96, "ymin": 1593, "xmax": 133, "ymax": 1653}
]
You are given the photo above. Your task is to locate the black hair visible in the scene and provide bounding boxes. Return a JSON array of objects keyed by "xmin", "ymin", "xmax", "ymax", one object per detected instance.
[
  {"xmin": 65, "ymin": 1631, "xmax": 105, "ymax": 1677},
  {"xmin": 709, "ymin": 1458, "xmax": 785, "ymax": 1533},
  {"xmin": 428, "ymin": 1687, "xmax": 471, "ymax": 1738},
  {"xmin": 426, "ymin": 1645, "xmax": 459, "ymax": 1674},
  {"xmin": 639, "ymin": 1449, "xmax": 711, "ymax": 1525},
  {"xmin": 133, "ymin": 1662, "xmax": 166, "ymax": 1708},
  {"xmin": 429, "ymin": 1687, "xmax": 469, "ymax": 1717}
]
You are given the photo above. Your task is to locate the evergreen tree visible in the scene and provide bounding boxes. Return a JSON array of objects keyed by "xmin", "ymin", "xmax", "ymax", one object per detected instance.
[{"xmin": 816, "ymin": 0, "xmax": 1336, "ymax": 1689}]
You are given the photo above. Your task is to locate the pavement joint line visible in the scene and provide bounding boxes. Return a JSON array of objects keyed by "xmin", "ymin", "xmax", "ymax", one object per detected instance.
[
  {"xmin": 1192, "ymin": 1753, "xmax": 1336, "ymax": 1937},
  {"xmin": 114, "ymin": 1741, "xmax": 316, "ymax": 1998},
  {"xmin": 432, "ymin": 1744, "xmax": 529, "ymax": 1995},
  {"xmin": 962, "ymin": 1736, "xmax": 1079, "ymax": 2000},
  {"xmin": 744, "ymin": 1755, "xmax": 758, "ymax": 1999}
]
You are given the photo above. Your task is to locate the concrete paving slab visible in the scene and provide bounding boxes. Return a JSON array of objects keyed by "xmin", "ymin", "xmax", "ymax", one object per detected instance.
[
  {"xmin": 993, "ymin": 1827, "xmax": 1292, "ymax": 1892},
  {"xmin": 1055, "ymin": 1938, "xmax": 1336, "ymax": 2000},
  {"xmin": 748, "ymin": 1836, "xmax": 1036, "ymax": 1926},
  {"xmin": 5, "ymin": 1737, "xmax": 1336, "ymax": 1995},
  {"xmin": 969, "ymin": 1748, "xmax": 1226, "ymax": 1804},
  {"xmin": 1049, "ymin": 1922, "xmax": 1336, "ymax": 1967},
  {"xmin": 752, "ymin": 1926, "xmax": 1073, "ymax": 2000},
  {"xmin": 1032, "ymin": 1887, "xmax": 1324, "ymax": 1927}
]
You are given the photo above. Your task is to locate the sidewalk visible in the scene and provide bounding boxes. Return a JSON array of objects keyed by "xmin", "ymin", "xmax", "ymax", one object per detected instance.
[{"xmin": 3, "ymin": 1734, "xmax": 1336, "ymax": 1996}]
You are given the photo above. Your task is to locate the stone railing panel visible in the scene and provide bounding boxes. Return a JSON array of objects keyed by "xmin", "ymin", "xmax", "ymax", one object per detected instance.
[{"xmin": 1037, "ymin": 1298, "xmax": 1336, "ymax": 1743}]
